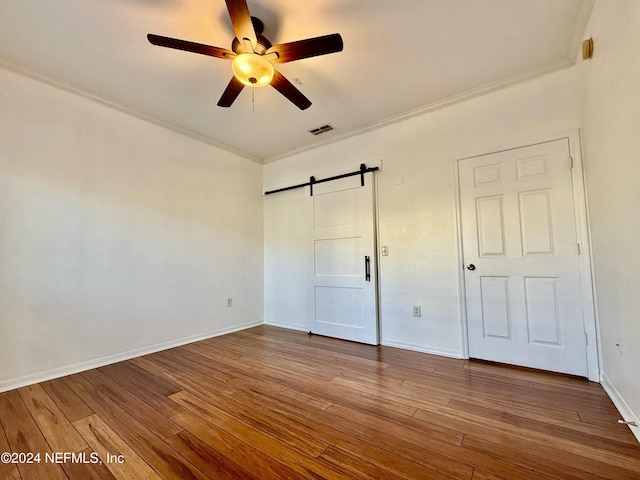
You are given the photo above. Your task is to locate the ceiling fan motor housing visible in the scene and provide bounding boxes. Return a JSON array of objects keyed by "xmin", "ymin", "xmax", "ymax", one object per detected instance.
[{"xmin": 232, "ymin": 32, "xmax": 272, "ymax": 55}]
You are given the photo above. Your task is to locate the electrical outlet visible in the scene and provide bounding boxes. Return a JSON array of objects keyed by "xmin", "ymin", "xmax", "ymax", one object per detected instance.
[
  {"xmin": 413, "ymin": 305, "xmax": 421, "ymax": 317},
  {"xmin": 227, "ymin": 298, "xmax": 233, "ymax": 307}
]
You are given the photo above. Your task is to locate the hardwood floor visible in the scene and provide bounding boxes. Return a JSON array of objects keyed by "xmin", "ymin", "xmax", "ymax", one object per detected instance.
[{"xmin": 0, "ymin": 325, "xmax": 638, "ymax": 479}]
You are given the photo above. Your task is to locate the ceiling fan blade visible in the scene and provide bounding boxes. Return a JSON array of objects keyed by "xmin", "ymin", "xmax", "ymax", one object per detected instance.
[
  {"xmin": 225, "ymin": 0, "xmax": 257, "ymax": 52},
  {"xmin": 267, "ymin": 33, "xmax": 343, "ymax": 63},
  {"xmin": 217, "ymin": 76, "xmax": 245, "ymax": 107},
  {"xmin": 270, "ymin": 70, "xmax": 311, "ymax": 110},
  {"xmin": 147, "ymin": 34, "xmax": 235, "ymax": 59}
]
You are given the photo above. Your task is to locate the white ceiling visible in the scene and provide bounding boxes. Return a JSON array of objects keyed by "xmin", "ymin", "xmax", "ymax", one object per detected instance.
[{"xmin": 0, "ymin": 0, "xmax": 593, "ymax": 162}]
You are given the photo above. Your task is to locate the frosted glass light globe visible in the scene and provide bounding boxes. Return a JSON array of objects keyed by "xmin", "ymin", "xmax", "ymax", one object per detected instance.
[{"xmin": 232, "ymin": 53, "xmax": 274, "ymax": 87}]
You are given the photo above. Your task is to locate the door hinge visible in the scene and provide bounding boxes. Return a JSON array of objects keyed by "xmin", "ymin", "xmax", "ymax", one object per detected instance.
[
  {"xmin": 577, "ymin": 243, "xmax": 581, "ymax": 255},
  {"xmin": 569, "ymin": 156, "xmax": 574, "ymax": 169},
  {"xmin": 585, "ymin": 332, "xmax": 589, "ymax": 346}
]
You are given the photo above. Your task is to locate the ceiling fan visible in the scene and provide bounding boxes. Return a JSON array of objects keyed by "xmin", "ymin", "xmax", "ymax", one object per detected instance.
[{"xmin": 147, "ymin": 0, "xmax": 343, "ymax": 110}]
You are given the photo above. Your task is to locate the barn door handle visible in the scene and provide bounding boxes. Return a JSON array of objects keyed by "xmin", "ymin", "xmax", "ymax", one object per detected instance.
[{"xmin": 365, "ymin": 256, "xmax": 371, "ymax": 281}]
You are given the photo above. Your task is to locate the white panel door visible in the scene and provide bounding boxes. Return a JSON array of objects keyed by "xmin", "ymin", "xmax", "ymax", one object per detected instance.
[
  {"xmin": 308, "ymin": 175, "xmax": 378, "ymax": 345},
  {"xmin": 459, "ymin": 139, "xmax": 588, "ymax": 376}
]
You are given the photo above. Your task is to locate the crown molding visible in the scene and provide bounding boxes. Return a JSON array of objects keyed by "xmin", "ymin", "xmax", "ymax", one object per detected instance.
[
  {"xmin": 263, "ymin": 57, "xmax": 575, "ymax": 163},
  {"xmin": 0, "ymin": 59, "xmax": 263, "ymax": 164}
]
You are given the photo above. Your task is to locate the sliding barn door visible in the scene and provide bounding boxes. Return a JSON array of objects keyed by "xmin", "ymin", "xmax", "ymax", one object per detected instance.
[
  {"xmin": 459, "ymin": 139, "xmax": 588, "ymax": 376},
  {"xmin": 308, "ymin": 176, "xmax": 378, "ymax": 345}
]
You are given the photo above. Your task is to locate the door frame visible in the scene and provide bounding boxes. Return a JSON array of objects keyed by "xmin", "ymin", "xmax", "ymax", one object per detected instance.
[{"xmin": 453, "ymin": 130, "xmax": 600, "ymax": 381}]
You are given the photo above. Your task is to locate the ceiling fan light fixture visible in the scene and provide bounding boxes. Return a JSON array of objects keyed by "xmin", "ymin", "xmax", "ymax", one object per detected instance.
[
  {"xmin": 147, "ymin": 0, "xmax": 343, "ymax": 109},
  {"xmin": 232, "ymin": 53, "xmax": 274, "ymax": 87}
]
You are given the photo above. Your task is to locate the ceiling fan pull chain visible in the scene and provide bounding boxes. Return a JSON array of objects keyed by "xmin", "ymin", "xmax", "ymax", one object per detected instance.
[{"xmin": 252, "ymin": 87, "xmax": 255, "ymax": 113}]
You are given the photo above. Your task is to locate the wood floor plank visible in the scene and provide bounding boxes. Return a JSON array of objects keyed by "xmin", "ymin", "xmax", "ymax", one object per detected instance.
[
  {"xmin": 318, "ymin": 445, "xmax": 406, "ymax": 480},
  {"xmin": 236, "ymin": 366, "xmax": 419, "ymax": 417},
  {"xmin": 170, "ymin": 391, "xmax": 354, "ymax": 480},
  {"xmin": 153, "ymin": 347, "xmax": 241, "ymax": 383},
  {"xmin": 237, "ymin": 329, "xmax": 391, "ymax": 370},
  {"xmin": 78, "ymin": 368, "xmax": 184, "ymax": 440},
  {"xmin": 461, "ymin": 364, "xmax": 618, "ymax": 410},
  {"xmin": 0, "ymin": 325, "xmax": 638, "ymax": 480},
  {"xmin": 98, "ymin": 362, "xmax": 184, "ymax": 417},
  {"xmin": 472, "ymin": 470, "xmax": 506, "ymax": 480},
  {"xmin": 578, "ymin": 408, "xmax": 630, "ymax": 429},
  {"xmin": 18, "ymin": 383, "xmax": 88, "ymax": 452},
  {"xmin": 414, "ymin": 405, "xmax": 640, "ymax": 473},
  {"xmin": 140, "ymin": 350, "xmax": 240, "ymax": 398},
  {"xmin": 170, "ymin": 390, "xmax": 330, "ymax": 458},
  {"xmin": 222, "ymin": 332, "xmax": 341, "ymax": 367},
  {"xmin": 455, "ymin": 395, "xmax": 634, "ymax": 444},
  {"xmin": 41, "ymin": 377, "xmax": 94, "ymax": 423},
  {"xmin": 106, "ymin": 361, "xmax": 182, "ymax": 396},
  {"xmin": 327, "ymin": 400, "xmax": 465, "ymax": 446},
  {"xmin": 170, "ymin": 410, "xmax": 303, "ymax": 480},
  {"xmin": 73, "ymin": 414, "xmax": 162, "ymax": 480},
  {"xmin": 330, "ymin": 374, "xmax": 451, "ymax": 408},
  {"xmin": 324, "ymin": 403, "xmax": 552, "ymax": 480},
  {"xmin": 231, "ymin": 333, "xmax": 391, "ymax": 377},
  {"xmin": 226, "ymin": 381, "xmax": 467, "ymax": 479},
  {"xmin": 66, "ymin": 374, "xmax": 208, "ymax": 480},
  {"xmin": 232, "ymin": 358, "xmax": 458, "ymax": 438},
  {"xmin": 449, "ymin": 398, "xmax": 640, "ymax": 457},
  {"xmin": 0, "ymin": 420, "xmax": 22, "ymax": 480},
  {"xmin": 164, "ymin": 430, "xmax": 256, "ymax": 480},
  {"xmin": 133, "ymin": 357, "xmax": 240, "ymax": 407},
  {"xmin": 245, "ymin": 351, "xmax": 339, "ymax": 381},
  {"xmin": 402, "ymin": 368, "xmax": 598, "ymax": 415},
  {"xmin": 228, "ymin": 376, "xmax": 334, "ymax": 412},
  {"xmin": 226, "ymin": 385, "xmax": 475, "ymax": 480},
  {"xmin": 0, "ymin": 390, "xmax": 67, "ymax": 480},
  {"xmin": 463, "ymin": 434, "xmax": 630, "ymax": 480},
  {"xmin": 232, "ymin": 371, "xmax": 466, "ymax": 448},
  {"xmin": 59, "ymin": 448, "xmax": 117, "ymax": 480},
  {"xmin": 232, "ymin": 385, "xmax": 549, "ymax": 480},
  {"xmin": 389, "ymin": 364, "xmax": 538, "ymax": 404},
  {"xmin": 243, "ymin": 355, "xmax": 337, "ymax": 384}
]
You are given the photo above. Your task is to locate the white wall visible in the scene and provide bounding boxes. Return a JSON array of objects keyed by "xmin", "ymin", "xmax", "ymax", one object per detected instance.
[
  {"xmin": 579, "ymin": 0, "xmax": 640, "ymax": 438},
  {"xmin": 264, "ymin": 66, "xmax": 582, "ymax": 357},
  {"xmin": 0, "ymin": 66, "xmax": 263, "ymax": 391}
]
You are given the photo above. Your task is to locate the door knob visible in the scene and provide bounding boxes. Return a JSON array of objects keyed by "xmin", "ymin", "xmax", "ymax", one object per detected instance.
[{"xmin": 466, "ymin": 264, "xmax": 476, "ymax": 271}]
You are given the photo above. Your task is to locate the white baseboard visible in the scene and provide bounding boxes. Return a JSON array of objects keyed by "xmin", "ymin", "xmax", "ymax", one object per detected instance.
[
  {"xmin": 381, "ymin": 338, "xmax": 464, "ymax": 359},
  {"xmin": 0, "ymin": 319, "xmax": 263, "ymax": 393},
  {"xmin": 261, "ymin": 325, "xmax": 465, "ymax": 359},
  {"xmin": 601, "ymin": 372, "xmax": 640, "ymax": 443},
  {"xmin": 264, "ymin": 318, "xmax": 309, "ymax": 333}
]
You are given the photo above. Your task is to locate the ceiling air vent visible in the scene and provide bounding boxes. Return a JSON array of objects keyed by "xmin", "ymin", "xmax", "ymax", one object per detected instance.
[{"xmin": 309, "ymin": 124, "xmax": 335, "ymax": 136}]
